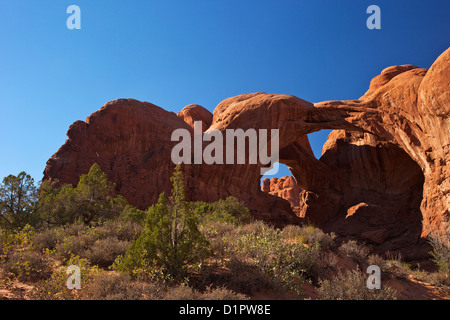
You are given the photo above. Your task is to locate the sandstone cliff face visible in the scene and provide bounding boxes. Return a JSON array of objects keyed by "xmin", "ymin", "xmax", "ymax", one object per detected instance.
[
  {"xmin": 44, "ymin": 99, "xmax": 297, "ymax": 226},
  {"xmin": 43, "ymin": 99, "xmax": 191, "ymax": 209},
  {"xmin": 262, "ymin": 176, "xmax": 302, "ymax": 216},
  {"xmin": 311, "ymin": 48, "xmax": 450, "ymax": 258},
  {"xmin": 177, "ymin": 104, "xmax": 213, "ymax": 131},
  {"xmin": 44, "ymin": 47, "xmax": 450, "ymax": 259}
]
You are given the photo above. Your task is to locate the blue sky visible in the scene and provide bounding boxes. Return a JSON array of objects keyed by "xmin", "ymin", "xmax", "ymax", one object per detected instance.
[{"xmin": 0, "ymin": 0, "xmax": 449, "ymax": 182}]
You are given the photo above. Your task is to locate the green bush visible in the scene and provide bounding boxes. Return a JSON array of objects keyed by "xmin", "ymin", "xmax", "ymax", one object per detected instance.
[
  {"xmin": 38, "ymin": 163, "xmax": 128, "ymax": 225},
  {"xmin": 1, "ymin": 224, "xmax": 36, "ymax": 259},
  {"xmin": 32, "ymin": 220, "xmax": 141, "ymax": 268},
  {"xmin": 191, "ymin": 196, "xmax": 252, "ymax": 226},
  {"xmin": 199, "ymin": 221, "xmax": 236, "ymax": 264},
  {"xmin": 229, "ymin": 221, "xmax": 322, "ymax": 294},
  {"xmin": 427, "ymin": 220, "xmax": 450, "ymax": 276},
  {"xmin": 115, "ymin": 165, "xmax": 210, "ymax": 278},
  {"xmin": 120, "ymin": 205, "xmax": 147, "ymax": 224}
]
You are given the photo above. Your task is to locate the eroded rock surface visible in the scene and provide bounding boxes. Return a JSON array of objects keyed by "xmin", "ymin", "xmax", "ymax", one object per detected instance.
[
  {"xmin": 262, "ymin": 176, "xmax": 302, "ymax": 216},
  {"xmin": 44, "ymin": 47, "xmax": 450, "ymax": 259}
]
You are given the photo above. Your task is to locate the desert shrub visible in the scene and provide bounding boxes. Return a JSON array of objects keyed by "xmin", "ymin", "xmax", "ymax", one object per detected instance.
[
  {"xmin": 339, "ymin": 240, "xmax": 371, "ymax": 264},
  {"xmin": 8, "ymin": 224, "xmax": 35, "ymax": 248},
  {"xmin": 200, "ymin": 221, "xmax": 238, "ymax": 264},
  {"xmin": 31, "ymin": 255, "xmax": 100, "ymax": 300},
  {"xmin": 38, "ymin": 163, "xmax": 128, "ymax": 225},
  {"xmin": 228, "ymin": 221, "xmax": 322, "ymax": 294},
  {"xmin": 0, "ymin": 224, "xmax": 35, "ymax": 260},
  {"xmin": 163, "ymin": 283, "xmax": 199, "ymax": 300},
  {"xmin": 192, "ymin": 197, "xmax": 252, "ymax": 226},
  {"xmin": 210, "ymin": 197, "xmax": 252, "ymax": 225},
  {"xmin": 427, "ymin": 220, "xmax": 450, "ymax": 275},
  {"xmin": 224, "ymin": 257, "xmax": 275, "ymax": 295},
  {"xmin": 115, "ymin": 165, "xmax": 210, "ymax": 278},
  {"xmin": 281, "ymin": 224, "xmax": 335, "ymax": 250},
  {"xmin": 317, "ymin": 269, "xmax": 398, "ymax": 300},
  {"xmin": 414, "ymin": 270, "xmax": 450, "ymax": 293},
  {"xmin": 367, "ymin": 254, "xmax": 386, "ymax": 270},
  {"xmin": 92, "ymin": 220, "xmax": 142, "ymax": 242},
  {"xmin": 200, "ymin": 221, "xmax": 237, "ymax": 239},
  {"xmin": 80, "ymin": 272, "xmax": 162, "ymax": 300},
  {"xmin": 83, "ymin": 237, "xmax": 130, "ymax": 268},
  {"xmin": 198, "ymin": 286, "xmax": 248, "ymax": 300},
  {"xmin": 55, "ymin": 222, "xmax": 88, "ymax": 239},
  {"xmin": 0, "ymin": 172, "xmax": 39, "ymax": 230},
  {"xmin": 55, "ymin": 232, "xmax": 96, "ymax": 260},
  {"xmin": 193, "ymin": 202, "xmax": 237, "ymax": 225},
  {"xmin": 423, "ymin": 220, "xmax": 450, "ymax": 290},
  {"xmin": 120, "ymin": 205, "xmax": 147, "ymax": 224},
  {"xmin": 384, "ymin": 252, "xmax": 412, "ymax": 278},
  {"xmin": 30, "ymin": 269, "xmax": 77, "ymax": 300},
  {"xmin": 113, "ymin": 256, "xmax": 173, "ymax": 284},
  {"xmin": 163, "ymin": 283, "xmax": 248, "ymax": 300},
  {"xmin": 2, "ymin": 249, "xmax": 53, "ymax": 281},
  {"xmin": 368, "ymin": 253, "xmax": 414, "ymax": 279},
  {"xmin": 33, "ymin": 228, "xmax": 59, "ymax": 252},
  {"xmin": 48, "ymin": 220, "xmax": 140, "ymax": 266}
]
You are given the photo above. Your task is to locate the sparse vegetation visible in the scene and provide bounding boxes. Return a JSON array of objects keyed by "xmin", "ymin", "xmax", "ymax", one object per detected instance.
[
  {"xmin": 425, "ymin": 219, "xmax": 450, "ymax": 292},
  {"xmin": 38, "ymin": 163, "xmax": 128, "ymax": 225},
  {"xmin": 0, "ymin": 164, "xmax": 448, "ymax": 300},
  {"xmin": 339, "ymin": 239, "xmax": 371, "ymax": 264},
  {"xmin": 317, "ymin": 268, "xmax": 398, "ymax": 300},
  {"xmin": 114, "ymin": 165, "xmax": 210, "ymax": 279}
]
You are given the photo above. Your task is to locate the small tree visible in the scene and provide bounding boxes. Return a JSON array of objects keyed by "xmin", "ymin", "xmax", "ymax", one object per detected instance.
[
  {"xmin": 116, "ymin": 164, "xmax": 210, "ymax": 278},
  {"xmin": 0, "ymin": 172, "xmax": 38, "ymax": 229},
  {"xmin": 38, "ymin": 163, "xmax": 127, "ymax": 225},
  {"xmin": 211, "ymin": 196, "xmax": 252, "ymax": 224}
]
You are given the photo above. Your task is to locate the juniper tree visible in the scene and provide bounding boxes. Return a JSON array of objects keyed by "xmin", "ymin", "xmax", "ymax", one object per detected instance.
[{"xmin": 116, "ymin": 164, "xmax": 210, "ymax": 278}]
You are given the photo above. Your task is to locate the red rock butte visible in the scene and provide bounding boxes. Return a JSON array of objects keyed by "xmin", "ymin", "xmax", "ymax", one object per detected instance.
[{"xmin": 44, "ymin": 47, "xmax": 450, "ymax": 260}]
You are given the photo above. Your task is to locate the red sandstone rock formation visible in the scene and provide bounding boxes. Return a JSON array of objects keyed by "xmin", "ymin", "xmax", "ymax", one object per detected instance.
[
  {"xmin": 43, "ymin": 99, "xmax": 297, "ymax": 226},
  {"xmin": 43, "ymin": 47, "xmax": 450, "ymax": 259},
  {"xmin": 262, "ymin": 176, "xmax": 302, "ymax": 215},
  {"xmin": 177, "ymin": 104, "xmax": 213, "ymax": 131}
]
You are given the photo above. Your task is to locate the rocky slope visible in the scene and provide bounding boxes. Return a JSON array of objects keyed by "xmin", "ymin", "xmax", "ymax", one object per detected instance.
[{"xmin": 44, "ymin": 47, "xmax": 450, "ymax": 259}]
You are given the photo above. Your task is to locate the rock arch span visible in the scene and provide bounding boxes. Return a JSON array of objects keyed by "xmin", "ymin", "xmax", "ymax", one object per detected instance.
[{"xmin": 44, "ymin": 47, "xmax": 449, "ymax": 259}]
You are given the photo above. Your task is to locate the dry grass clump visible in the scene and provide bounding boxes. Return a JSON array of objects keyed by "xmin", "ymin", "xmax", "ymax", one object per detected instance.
[
  {"xmin": 427, "ymin": 220, "xmax": 450, "ymax": 285},
  {"xmin": 317, "ymin": 268, "xmax": 398, "ymax": 300},
  {"xmin": 83, "ymin": 237, "xmax": 130, "ymax": 268},
  {"xmin": 339, "ymin": 240, "xmax": 371, "ymax": 264},
  {"xmin": 32, "ymin": 220, "xmax": 142, "ymax": 269},
  {"xmin": 281, "ymin": 224, "xmax": 336, "ymax": 250}
]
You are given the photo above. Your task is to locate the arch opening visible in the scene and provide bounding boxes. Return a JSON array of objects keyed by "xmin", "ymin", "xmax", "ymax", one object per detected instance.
[{"xmin": 259, "ymin": 128, "xmax": 427, "ymax": 260}]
